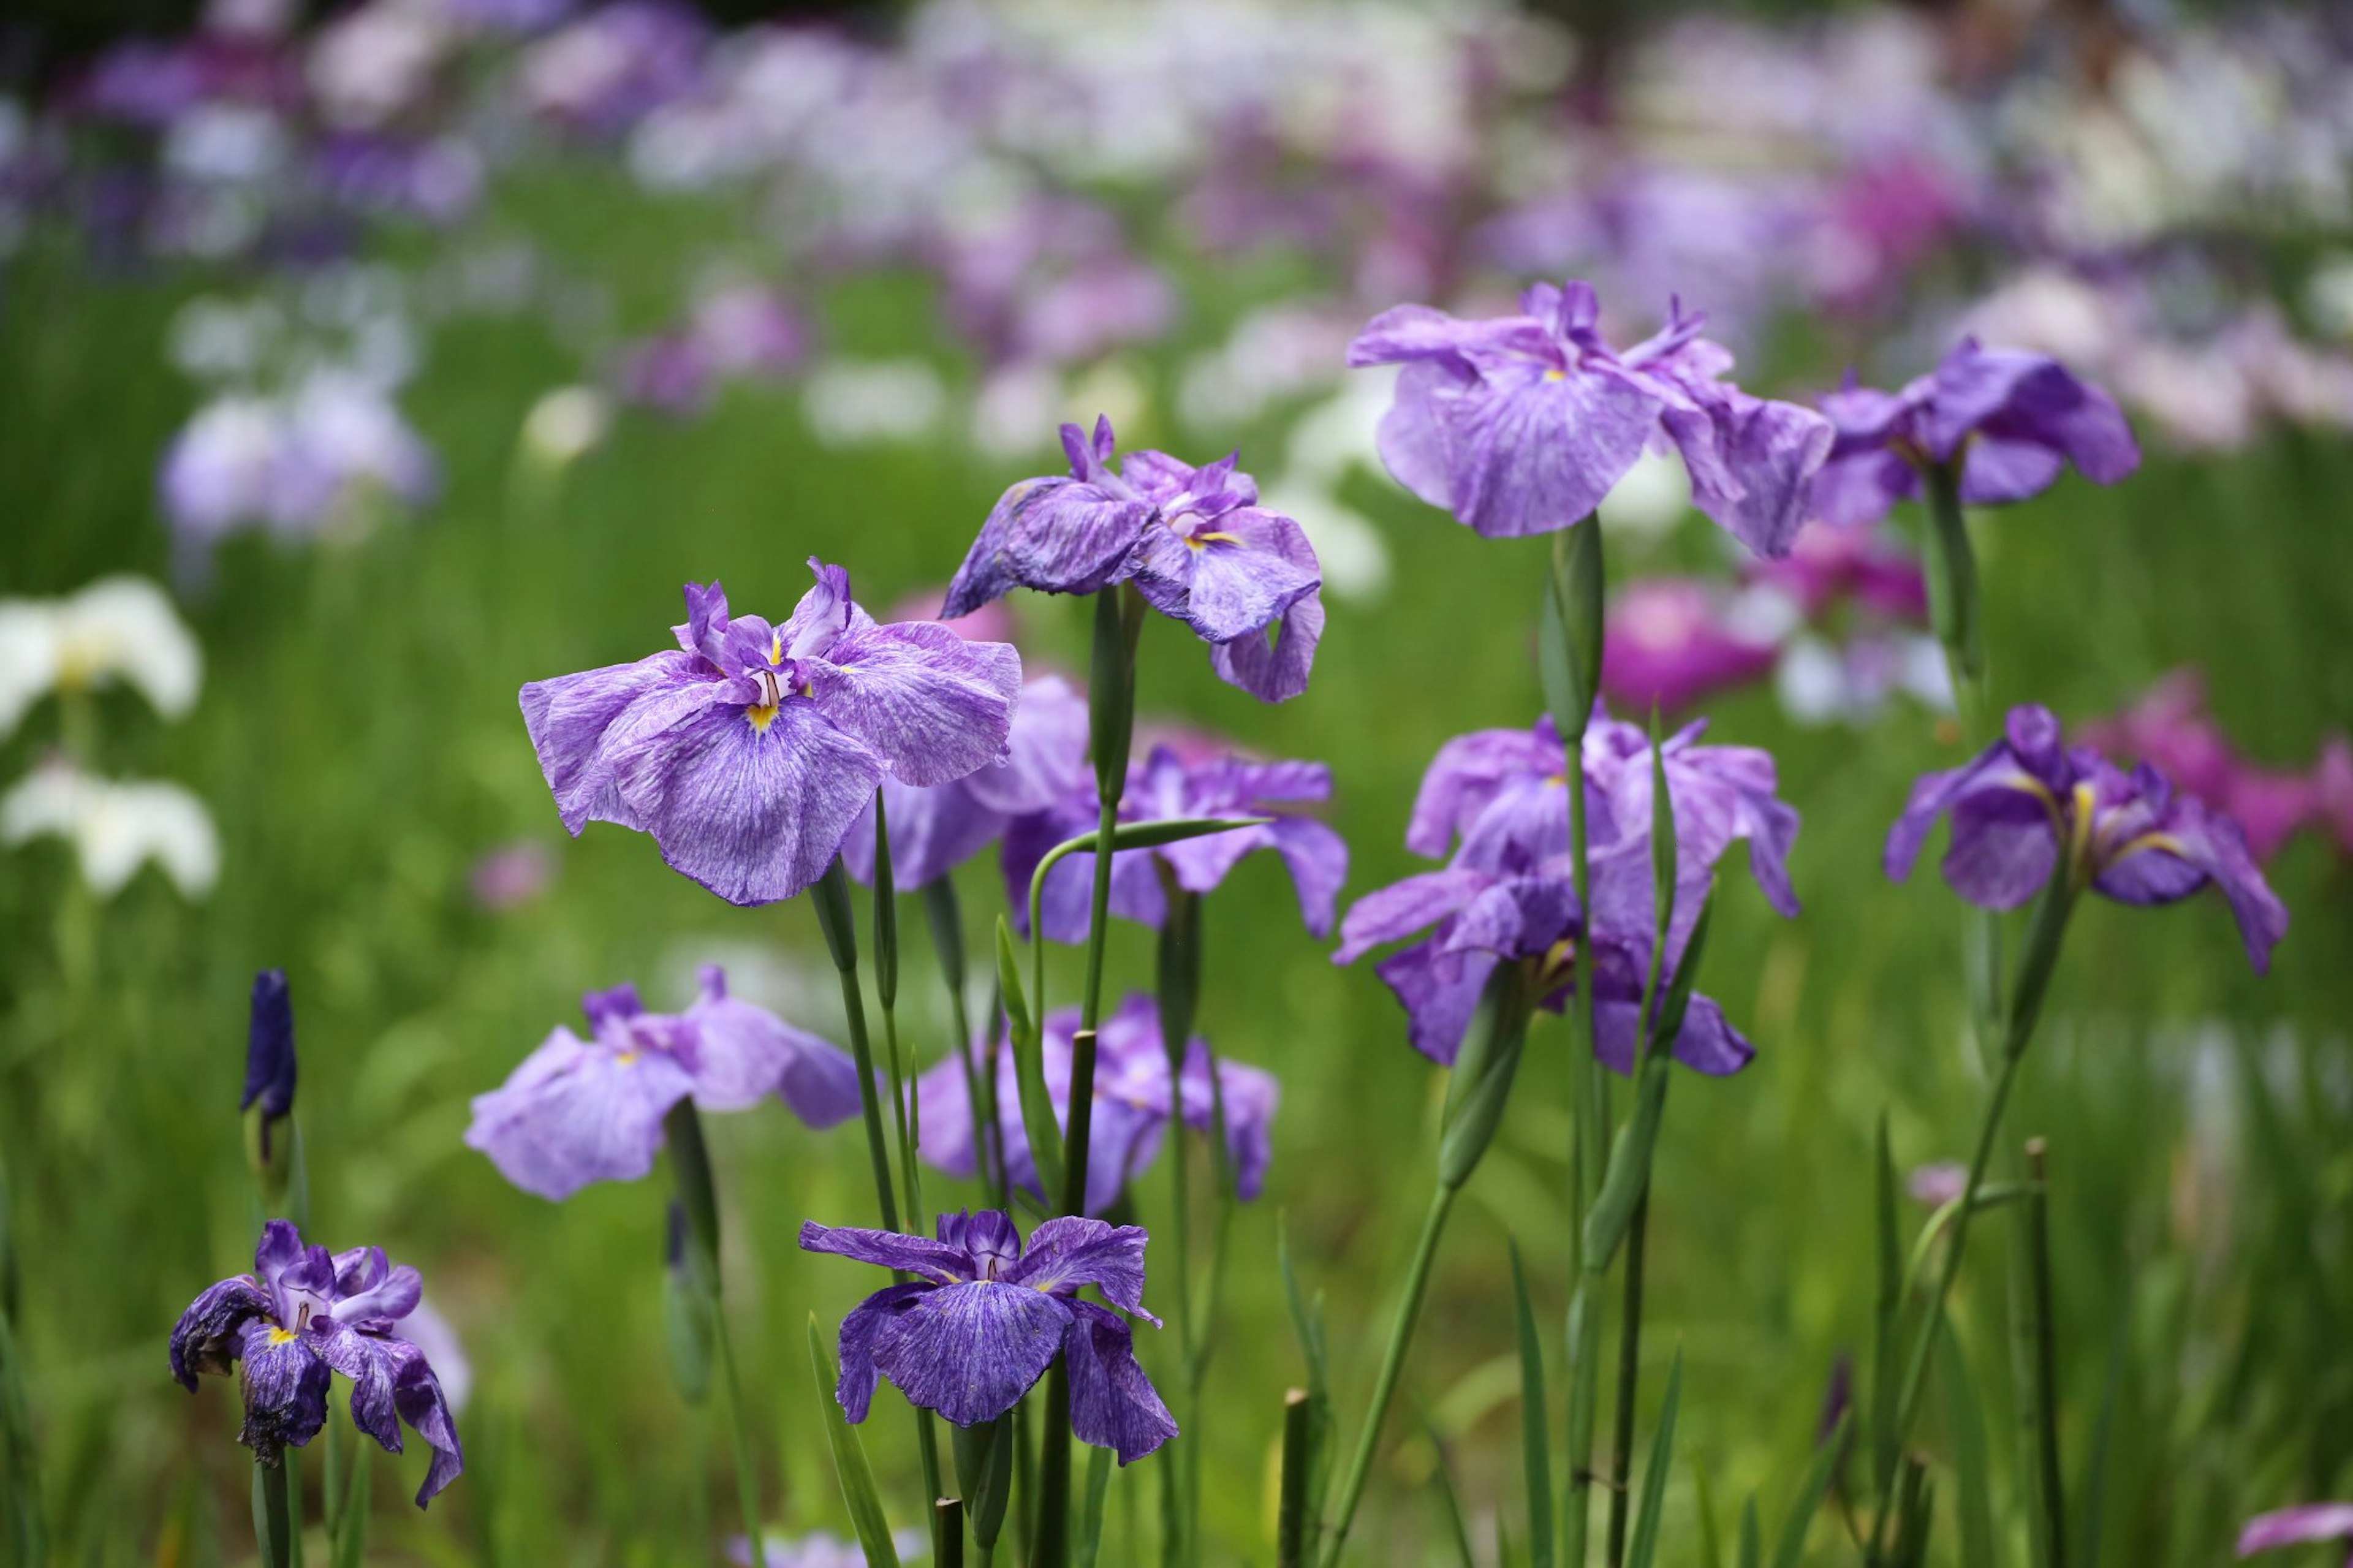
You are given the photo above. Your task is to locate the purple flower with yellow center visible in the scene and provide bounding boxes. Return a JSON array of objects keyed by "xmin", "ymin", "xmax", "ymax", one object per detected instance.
[
  {"xmin": 1812, "ymin": 339, "xmax": 2140, "ymax": 528},
  {"xmin": 1345, "ymin": 280, "xmax": 1833, "ymax": 556},
  {"xmin": 1886, "ymin": 704, "xmax": 2288, "ymax": 974},
  {"xmin": 2242, "ymin": 1506, "xmax": 2353, "ymax": 1565},
  {"xmin": 941, "ymin": 417, "xmax": 1324, "ymax": 702},
  {"xmin": 801, "ymin": 1209, "xmax": 1177, "ymax": 1464},
  {"xmin": 520, "ymin": 559, "xmax": 1020, "ymax": 906},
  {"xmin": 841, "ymin": 673, "xmax": 1089, "ymax": 890},
  {"xmin": 916, "ymin": 994, "xmax": 1279, "ymax": 1216},
  {"xmin": 466, "ymin": 968, "xmax": 860, "ymax": 1200},
  {"xmin": 169, "ymin": 1220, "xmax": 463, "ymax": 1507},
  {"xmin": 1005, "ymin": 742, "xmax": 1349, "ymax": 944}
]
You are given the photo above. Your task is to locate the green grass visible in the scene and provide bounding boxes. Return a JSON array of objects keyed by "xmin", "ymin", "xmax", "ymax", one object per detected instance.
[{"xmin": 4, "ymin": 172, "xmax": 2352, "ymax": 1565}]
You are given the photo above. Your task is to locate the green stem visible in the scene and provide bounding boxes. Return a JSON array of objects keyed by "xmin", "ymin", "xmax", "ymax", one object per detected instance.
[
  {"xmin": 925, "ymin": 877, "xmax": 1009, "ymax": 1205},
  {"xmin": 1317, "ymin": 1185, "xmax": 1460, "ymax": 1566},
  {"xmin": 1603, "ymin": 1188, "xmax": 1651, "ymax": 1568},
  {"xmin": 2024, "ymin": 1140, "xmax": 2067, "ymax": 1568},
  {"xmin": 1920, "ymin": 461, "xmax": 1985, "ymax": 743},
  {"xmin": 708, "ymin": 1305, "xmax": 766, "ymax": 1566},
  {"xmin": 664, "ymin": 1101, "xmax": 764, "ymax": 1567},
  {"xmin": 812, "ymin": 860, "xmax": 900, "ymax": 1233},
  {"xmin": 254, "ymin": 1460, "xmax": 294, "ymax": 1568},
  {"xmin": 1562, "ymin": 720, "xmax": 1607, "ymax": 1568}
]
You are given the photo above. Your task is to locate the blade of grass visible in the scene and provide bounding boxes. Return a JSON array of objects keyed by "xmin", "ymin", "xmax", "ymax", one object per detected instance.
[
  {"xmin": 806, "ymin": 1315, "xmax": 901, "ymax": 1568},
  {"xmin": 1510, "ymin": 1240, "xmax": 1555, "ymax": 1568},
  {"xmin": 1624, "ymin": 1350, "xmax": 1684, "ymax": 1568}
]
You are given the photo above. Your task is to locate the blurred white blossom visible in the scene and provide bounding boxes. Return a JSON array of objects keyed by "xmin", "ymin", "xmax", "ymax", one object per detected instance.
[
  {"xmin": 1, "ymin": 763, "xmax": 220, "ymax": 899},
  {"xmin": 0, "ymin": 577, "xmax": 201, "ymax": 738}
]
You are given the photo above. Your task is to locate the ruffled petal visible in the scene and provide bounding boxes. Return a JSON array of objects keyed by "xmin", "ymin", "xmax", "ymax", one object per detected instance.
[
  {"xmin": 1005, "ymin": 1218, "xmax": 1154, "ymax": 1320},
  {"xmin": 798, "ymin": 1221, "xmax": 972, "ymax": 1287},
  {"xmin": 519, "ymin": 651, "xmax": 710, "ymax": 835},
  {"xmin": 393, "ymin": 1350, "xmax": 466, "ymax": 1506},
  {"xmin": 235, "ymin": 1319, "xmax": 330, "ymax": 1464},
  {"xmin": 463, "ymin": 1029, "xmax": 694, "ymax": 1200},
  {"xmin": 1062, "ymin": 1300, "xmax": 1178, "ymax": 1465},
  {"xmin": 1333, "ymin": 868, "xmax": 1491, "ymax": 964},
  {"xmin": 833, "ymin": 1282, "xmax": 931, "ymax": 1423},
  {"xmin": 170, "ymin": 1274, "xmax": 270, "ymax": 1389},
  {"xmin": 805, "ymin": 620, "xmax": 1021, "ymax": 788},
  {"xmin": 869, "ymin": 1281, "xmax": 1070, "ymax": 1427},
  {"xmin": 1406, "ymin": 724, "xmax": 1566, "ymax": 860},
  {"xmin": 947, "ymin": 476, "xmax": 1155, "ymax": 611},
  {"xmin": 681, "ymin": 964, "xmax": 856, "ymax": 1120}
]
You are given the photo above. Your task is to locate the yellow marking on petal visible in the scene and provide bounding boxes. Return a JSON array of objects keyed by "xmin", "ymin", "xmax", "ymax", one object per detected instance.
[
  {"xmin": 800, "ymin": 683, "xmax": 814, "ymax": 699},
  {"xmin": 266, "ymin": 1327, "xmax": 298, "ymax": 1346},
  {"xmin": 1184, "ymin": 530, "xmax": 1241, "ymax": 551},
  {"xmin": 1544, "ymin": 368, "xmax": 1566, "ymax": 382},
  {"xmin": 2107, "ymin": 831, "xmax": 2186, "ymax": 865},
  {"xmin": 2066, "ymin": 781, "xmax": 2098, "ymax": 881},
  {"xmin": 614, "ymin": 1051, "xmax": 640, "ymax": 1066},
  {"xmin": 747, "ymin": 702, "xmax": 780, "ymax": 733},
  {"xmin": 768, "ymin": 632, "xmax": 784, "ymax": 665}
]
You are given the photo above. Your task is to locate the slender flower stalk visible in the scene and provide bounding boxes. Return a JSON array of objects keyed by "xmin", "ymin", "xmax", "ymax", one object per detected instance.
[
  {"xmin": 2023, "ymin": 1138, "xmax": 2067, "ymax": 1568},
  {"xmin": 1158, "ymin": 884, "xmax": 1203, "ymax": 1568},
  {"xmin": 664, "ymin": 1101, "xmax": 765, "ymax": 1568}
]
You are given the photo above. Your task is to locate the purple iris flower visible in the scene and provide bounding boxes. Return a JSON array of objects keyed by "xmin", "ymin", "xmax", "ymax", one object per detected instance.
[
  {"xmin": 801, "ymin": 1210, "xmax": 1177, "ymax": 1464},
  {"xmin": 2240, "ymin": 1505, "xmax": 2353, "ymax": 1565},
  {"xmin": 519, "ymin": 560, "xmax": 1021, "ymax": 905},
  {"xmin": 169, "ymin": 1221, "xmax": 462, "ymax": 1507},
  {"xmin": 466, "ymin": 967, "xmax": 861, "ymax": 1200},
  {"xmin": 840, "ymin": 674, "xmax": 1089, "ymax": 890},
  {"xmin": 940, "ymin": 417, "xmax": 1324, "ymax": 703},
  {"xmin": 1345, "ymin": 281, "xmax": 1833, "ymax": 556},
  {"xmin": 1339, "ymin": 705, "xmax": 1800, "ymax": 1067},
  {"xmin": 1886, "ymin": 704, "xmax": 2289, "ymax": 974},
  {"xmin": 241, "ymin": 968, "xmax": 296, "ymax": 1124},
  {"xmin": 916, "ymin": 994, "xmax": 1279, "ymax": 1216},
  {"xmin": 1005, "ymin": 743, "xmax": 1349, "ymax": 944},
  {"xmin": 1813, "ymin": 339, "xmax": 2140, "ymax": 528}
]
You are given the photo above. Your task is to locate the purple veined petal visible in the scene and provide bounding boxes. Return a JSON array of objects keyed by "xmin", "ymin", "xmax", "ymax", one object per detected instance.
[
  {"xmin": 969, "ymin": 475, "xmax": 1158, "ymax": 607},
  {"xmin": 1941, "ymin": 782, "xmax": 2061, "ymax": 910},
  {"xmin": 1006, "ymin": 1218, "xmax": 1155, "ymax": 1320},
  {"xmin": 868, "ymin": 1281, "xmax": 1072, "ymax": 1426},
  {"xmin": 1010, "ymin": 805, "xmax": 1169, "ymax": 945},
  {"xmin": 1124, "ymin": 524, "xmax": 1202, "ymax": 627},
  {"xmin": 1345, "ymin": 303, "xmax": 1550, "ymax": 369},
  {"xmin": 798, "ymin": 1221, "xmax": 972, "ymax": 1287},
  {"xmin": 464, "ymin": 1028, "xmax": 695, "ymax": 1200},
  {"xmin": 961, "ymin": 675, "xmax": 1091, "ymax": 817},
  {"xmin": 1808, "ymin": 449, "xmax": 1915, "ymax": 529},
  {"xmin": 392, "ymin": 1352, "xmax": 465, "ymax": 1506},
  {"xmin": 581, "ymin": 983, "xmax": 645, "ymax": 1031},
  {"xmin": 1406, "ymin": 724, "xmax": 1566, "ymax": 860},
  {"xmin": 1372, "ymin": 360, "xmax": 1469, "ymax": 511},
  {"xmin": 1211, "ymin": 576, "xmax": 1324, "ymax": 703},
  {"xmin": 1115, "ymin": 449, "xmax": 1201, "ymax": 505},
  {"xmin": 1654, "ymin": 369, "xmax": 1835, "ymax": 559},
  {"xmin": 934, "ymin": 1211, "xmax": 1025, "ymax": 1277},
  {"xmin": 805, "ymin": 619, "xmax": 1021, "ymax": 789},
  {"xmin": 681, "ymin": 964, "xmax": 852, "ymax": 1117},
  {"xmin": 333, "ymin": 1263, "xmax": 422, "ymax": 1328},
  {"xmin": 519, "ymin": 651, "xmax": 708, "ymax": 835},
  {"xmin": 2237, "ymin": 1503, "xmax": 2353, "ymax": 1556},
  {"xmin": 1061, "ymin": 1299, "xmax": 1178, "ymax": 1465},
  {"xmin": 255, "ymin": 1218, "xmax": 307, "ymax": 1283},
  {"xmin": 941, "ymin": 502, "xmax": 1022, "ymax": 621},
  {"xmin": 1820, "ymin": 381, "xmax": 1915, "ymax": 456},
  {"xmin": 1333, "ymin": 867, "xmax": 1495, "ymax": 964},
  {"xmin": 677, "ymin": 581, "xmax": 733, "ymax": 664},
  {"xmin": 1374, "ymin": 937, "xmax": 1498, "ymax": 1066},
  {"xmin": 2105, "ymin": 801, "xmax": 2289, "ymax": 975},
  {"xmin": 778, "ymin": 558, "xmax": 854, "ymax": 664},
  {"xmin": 834, "ymin": 1282, "xmax": 930, "ymax": 1423},
  {"xmin": 235, "ymin": 1317, "xmax": 332, "ymax": 1463},
  {"xmin": 607, "ymin": 695, "xmax": 883, "ymax": 906},
  {"xmin": 310, "ymin": 1322, "xmax": 416, "ymax": 1456},
  {"xmin": 1448, "ymin": 361, "xmax": 1659, "ymax": 538},
  {"xmin": 1884, "ymin": 738, "xmax": 2014, "ymax": 882},
  {"xmin": 1266, "ymin": 817, "xmax": 1349, "ymax": 939},
  {"xmin": 1455, "ymin": 772, "xmax": 1575, "ymax": 873},
  {"xmin": 1161, "ymin": 509, "xmax": 1322, "ymax": 645},
  {"xmin": 1956, "ymin": 434, "xmax": 2066, "ymax": 507},
  {"xmin": 170, "ymin": 1274, "xmax": 271, "ymax": 1388}
]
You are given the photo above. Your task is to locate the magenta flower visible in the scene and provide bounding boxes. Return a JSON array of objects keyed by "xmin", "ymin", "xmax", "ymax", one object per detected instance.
[
  {"xmin": 519, "ymin": 560, "xmax": 1020, "ymax": 905},
  {"xmin": 2240, "ymin": 1504, "xmax": 2353, "ymax": 1565},
  {"xmin": 1813, "ymin": 339, "xmax": 2140, "ymax": 528},
  {"xmin": 941, "ymin": 417, "xmax": 1324, "ymax": 702},
  {"xmin": 1887, "ymin": 704, "xmax": 2289, "ymax": 974},
  {"xmin": 1004, "ymin": 743, "xmax": 1349, "ymax": 944},
  {"xmin": 1601, "ymin": 578, "xmax": 1781, "ymax": 716},
  {"xmin": 169, "ymin": 1221, "xmax": 463, "ymax": 1507},
  {"xmin": 466, "ymin": 968, "xmax": 860, "ymax": 1200},
  {"xmin": 916, "ymin": 994, "xmax": 1279, "ymax": 1215},
  {"xmin": 801, "ymin": 1210, "xmax": 1176, "ymax": 1463},
  {"xmin": 2078, "ymin": 670, "xmax": 2317, "ymax": 862},
  {"xmin": 1345, "ymin": 280, "xmax": 1833, "ymax": 556}
]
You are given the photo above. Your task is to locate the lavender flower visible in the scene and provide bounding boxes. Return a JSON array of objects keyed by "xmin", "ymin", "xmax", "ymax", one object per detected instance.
[
  {"xmin": 941, "ymin": 417, "xmax": 1324, "ymax": 702},
  {"xmin": 1886, "ymin": 704, "xmax": 2289, "ymax": 974},
  {"xmin": 841, "ymin": 674, "xmax": 1088, "ymax": 890},
  {"xmin": 1345, "ymin": 281, "xmax": 1833, "ymax": 556},
  {"xmin": 519, "ymin": 561, "xmax": 1020, "ymax": 905},
  {"xmin": 169, "ymin": 1221, "xmax": 463, "ymax": 1506},
  {"xmin": 915, "ymin": 995, "xmax": 1279, "ymax": 1216},
  {"xmin": 1005, "ymin": 742, "xmax": 1349, "ymax": 944},
  {"xmin": 801, "ymin": 1210, "xmax": 1176, "ymax": 1463},
  {"xmin": 2240, "ymin": 1505, "xmax": 2353, "ymax": 1565},
  {"xmin": 466, "ymin": 968, "xmax": 860, "ymax": 1200},
  {"xmin": 1813, "ymin": 339, "xmax": 2140, "ymax": 528}
]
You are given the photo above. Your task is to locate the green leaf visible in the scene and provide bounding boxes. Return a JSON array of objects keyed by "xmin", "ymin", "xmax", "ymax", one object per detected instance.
[
  {"xmin": 920, "ymin": 877, "xmax": 968, "ymax": 999},
  {"xmin": 1423, "ymin": 1417, "xmax": 1480, "ymax": 1568},
  {"xmin": 1871, "ymin": 1113, "xmax": 1901, "ymax": 1502},
  {"xmin": 1694, "ymin": 1464, "xmax": 1726, "ymax": 1568},
  {"xmin": 1278, "ymin": 1215, "xmax": 1333, "ymax": 1542},
  {"xmin": 332, "ymin": 1442, "xmax": 373, "ymax": 1568},
  {"xmin": 806, "ymin": 1316, "xmax": 901, "ymax": 1567},
  {"xmin": 870, "ymin": 789, "xmax": 899, "ymax": 1010},
  {"xmin": 1625, "ymin": 1350, "xmax": 1684, "ymax": 1568},
  {"xmin": 1737, "ymin": 1494, "xmax": 1762, "ymax": 1568},
  {"xmin": 1437, "ymin": 965, "xmax": 1533, "ymax": 1190},
  {"xmin": 1074, "ymin": 1444, "xmax": 1114, "ymax": 1568},
  {"xmin": 1088, "ymin": 585, "xmax": 1145, "ymax": 798},
  {"xmin": 2075, "ymin": 1277, "xmax": 2132, "ymax": 1568},
  {"xmin": 1771, "ymin": 1411, "xmax": 1847, "ymax": 1568},
  {"xmin": 952, "ymin": 1417, "xmax": 1013, "ymax": 1551},
  {"xmin": 1509, "ymin": 1241, "xmax": 1555, "ymax": 1568},
  {"xmin": 995, "ymin": 915, "xmax": 1061, "ymax": 1202},
  {"xmin": 1648, "ymin": 710, "xmax": 1677, "ymax": 954},
  {"xmin": 1937, "ymin": 1316, "xmax": 1997, "ymax": 1568}
]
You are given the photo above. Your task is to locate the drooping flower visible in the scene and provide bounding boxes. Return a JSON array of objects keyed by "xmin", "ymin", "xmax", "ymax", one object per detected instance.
[
  {"xmin": 466, "ymin": 967, "xmax": 860, "ymax": 1200},
  {"xmin": 2238, "ymin": 1504, "xmax": 2353, "ymax": 1566},
  {"xmin": 1005, "ymin": 742, "xmax": 1348, "ymax": 944},
  {"xmin": 915, "ymin": 995, "xmax": 1279, "ymax": 1216},
  {"xmin": 940, "ymin": 417, "xmax": 1324, "ymax": 702},
  {"xmin": 1345, "ymin": 280, "xmax": 1833, "ymax": 556},
  {"xmin": 801, "ymin": 1210, "xmax": 1176, "ymax": 1464},
  {"xmin": 0, "ymin": 761, "xmax": 220, "ymax": 900},
  {"xmin": 1885, "ymin": 703, "xmax": 2288, "ymax": 974},
  {"xmin": 841, "ymin": 674, "xmax": 1088, "ymax": 891},
  {"xmin": 1339, "ymin": 704, "xmax": 1800, "ymax": 1067},
  {"xmin": 169, "ymin": 1220, "xmax": 463, "ymax": 1507},
  {"xmin": 1812, "ymin": 339, "xmax": 2139, "ymax": 528},
  {"xmin": 519, "ymin": 561, "xmax": 1021, "ymax": 905},
  {"xmin": 0, "ymin": 575, "xmax": 202, "ymax": 739}
]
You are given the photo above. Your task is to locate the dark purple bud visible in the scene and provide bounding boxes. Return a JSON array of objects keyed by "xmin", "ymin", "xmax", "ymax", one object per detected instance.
[{"xmin": 242, "ymin": 969, "xmax": 297, "ymax": 1121}]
